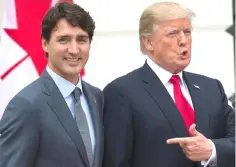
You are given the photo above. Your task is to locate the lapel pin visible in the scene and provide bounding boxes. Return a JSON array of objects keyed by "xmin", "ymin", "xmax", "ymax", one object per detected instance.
[{"xmin": 193, "ymin": 84, "xmax": 200, "ymax": 89}]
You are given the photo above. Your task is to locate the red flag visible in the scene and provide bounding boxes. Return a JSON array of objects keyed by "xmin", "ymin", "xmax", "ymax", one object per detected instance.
[{"xmin": 0, "ymin": 0, "xmax": 86, "ymax": 118}]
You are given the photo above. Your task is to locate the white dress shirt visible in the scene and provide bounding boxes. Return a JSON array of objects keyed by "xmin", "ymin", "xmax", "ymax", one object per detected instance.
[
  {"xmin": 146, "ymin": 57, "xmax": 217, "ymax": 167},
  {"xmin": 46, "ymin": 66, "xmax": 95, "ymax": 154}
]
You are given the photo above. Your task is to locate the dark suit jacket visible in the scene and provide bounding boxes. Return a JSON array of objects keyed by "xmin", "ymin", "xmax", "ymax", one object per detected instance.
[
  {"xmin": 103, "ymin": 63, "xmax": 235, "ymax": 167},
  {"xmin": 0, "ymin": 71, "xmax": 104, "ymax": 167}
]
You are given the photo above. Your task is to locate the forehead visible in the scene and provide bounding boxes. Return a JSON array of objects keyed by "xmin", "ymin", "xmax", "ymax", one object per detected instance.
[
  {"xmin": 157, "ymin": 18, "xmax": 192, "ymax": 31},
  {"xmin": 52, "ymin": 19, "xmax": 88, "ymax": 37}
]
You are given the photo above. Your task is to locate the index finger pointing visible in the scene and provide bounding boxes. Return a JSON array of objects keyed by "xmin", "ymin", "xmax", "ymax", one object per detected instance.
[{"xmin": 166, "ymin": 138, "xmax": 186, "ymax": 144}]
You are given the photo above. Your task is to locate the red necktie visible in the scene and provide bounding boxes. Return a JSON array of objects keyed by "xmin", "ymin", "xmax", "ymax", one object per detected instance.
[{"xmin": 170, "ymin": 75, "xmax": 195, "ymax": 136}]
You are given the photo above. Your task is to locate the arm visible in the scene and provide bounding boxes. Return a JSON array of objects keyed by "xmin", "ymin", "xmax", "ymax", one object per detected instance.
[
  {"xmin": 0, "ymin": 96, "xmax": 40, "ymax": 167},
  {"xmin": 102, "ymin": 83, "xmax": 133, "ymax": 167},
  {"xmin": 211, "ymin": 80, "xmax": 235, "ymax": 167}
]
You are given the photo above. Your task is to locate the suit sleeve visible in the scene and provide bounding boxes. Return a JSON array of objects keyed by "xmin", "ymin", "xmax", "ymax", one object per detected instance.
[
  {"xmin": 0, "ymin": 96, "xmax": 40, "ymax": 167},
  {"xmin": 211, "ymin": 80, "xmax": 235, "ymax": 167},
  {"xmin": 102, "ymin": 82, "xmax": 133, "ymax": 167}
]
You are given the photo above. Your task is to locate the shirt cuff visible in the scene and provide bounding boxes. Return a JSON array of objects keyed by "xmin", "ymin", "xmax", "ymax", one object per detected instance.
[{"xmin": 201, "ymin": 139, "xmax": 217, "ymax": 167}]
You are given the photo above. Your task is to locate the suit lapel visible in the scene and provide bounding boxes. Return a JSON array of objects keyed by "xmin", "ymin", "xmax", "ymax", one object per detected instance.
[
  {"xmin": 183, "ymin": 72, "xmax": 210, "ymax": 137},
  {"xmin": 40, "ymin": 71, "xmax": 90, "ymax": 167},
  {"xmin": 139, "ymin": 63, "xmax": 188, "ymax": 137},
  {"xmin": 82, "ymin": 82, "xmax": 103, "ymax": 167}
]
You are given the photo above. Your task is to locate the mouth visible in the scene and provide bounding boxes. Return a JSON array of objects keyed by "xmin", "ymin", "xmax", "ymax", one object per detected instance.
[
  {"xmin": 180, "ymin": 49, "xmax": 188, "ymax": 57},
  {"xmin": 182, "ymin": 51, "xmax": 188, "ymax": 56},
  {"xmin": 64, "ymin": 57, "xmax": 81, "ymax": 62},
  {"xmin": 64, "ymin": 57, "xmax": 82, "ymax": 66}
]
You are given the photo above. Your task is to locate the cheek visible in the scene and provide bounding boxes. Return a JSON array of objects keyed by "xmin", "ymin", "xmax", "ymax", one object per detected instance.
[
  {"xmin": 56, "ymin": 44, "xmax": 68, "ymax": 53},
  {"xmin": 160, "ymin": 43, "xmax": 177, "ymax": 58},
  {"xmin": 49, "ymin": 50, "xmax": 65, "ymax": 65},
  {"xmin": 81, "ymin": 45, "xmax": 90, "ymax": 56},
  {"xmin": 53, "ymin": 47, "xmax": 67, "ymax": 59},
  {"xmin": 188, "ymin": 42, "xmax": 192, "ymax": 50},
  {"xmin": 187, "ymin": 37, "xmax": 192, "ymax": 47},
  {"xmin": 48, "ymin": 43, "xmax": 63, "ymax": 53},
  {"xmin": 158, "ymin": 40, "xmax": 176, "ymax": 51}
]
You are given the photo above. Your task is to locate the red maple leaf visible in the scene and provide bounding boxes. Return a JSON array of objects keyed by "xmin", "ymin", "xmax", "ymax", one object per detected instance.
[
  {"xmin": 1, "ymin": 0, "xmax": 85, "ymax": 80},
  {"xmin": 3, "ymin": 0, "xmax": 51, "ymax": 78}
]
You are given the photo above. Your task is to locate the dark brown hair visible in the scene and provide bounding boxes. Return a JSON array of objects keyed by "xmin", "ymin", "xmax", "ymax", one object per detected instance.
[{"xmin": 41, "ymin": 2, "xmax": 95, "ymax": 42}]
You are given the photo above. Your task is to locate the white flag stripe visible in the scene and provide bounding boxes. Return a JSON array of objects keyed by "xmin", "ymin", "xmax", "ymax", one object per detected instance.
[
  {"xmin": 0, "ymin": 0, "xmax": 39, "ymax": 119},
  {"xmin": 0, "ymin": 57, "xmax": 38, "ymax": 117},
  {"xmin": 0, "ymin": 0, "xmax": 77, "ymax": 119},
  {"xmin": 51, "ymin": 0, "xmax": 60, "ymax": 6},
  {"xmin": 2, "ymin": 0, "xmax": 17, "ymax": 29},
  {"xmin": 0, "ymin": 30, "xmax": 27, "ymax": 76},
  {"xmin": 0, "ymin": 0, "xmax": 26, "ymax": 76}
]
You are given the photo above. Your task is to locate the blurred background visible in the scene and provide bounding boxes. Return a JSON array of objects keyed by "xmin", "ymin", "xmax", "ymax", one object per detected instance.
[{"xmin": 0, "ymin": 0, "xmax": 235, "ymax": 118}]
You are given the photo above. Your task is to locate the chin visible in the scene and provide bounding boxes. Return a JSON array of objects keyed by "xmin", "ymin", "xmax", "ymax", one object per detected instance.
[
  {"xmin": 174, "ymin": 63, "xmax": 188, "ymax": 72},
  {"xmin": 66, "ymin": 65, "xmax": 82, "ymax": 73},
  {"xmin": 67, "ymin": 71, "xmax": 80, "ymax": 77},
  {"xmin": 179, "ymin": 64, "xmax": 189, "ymax": 71}
]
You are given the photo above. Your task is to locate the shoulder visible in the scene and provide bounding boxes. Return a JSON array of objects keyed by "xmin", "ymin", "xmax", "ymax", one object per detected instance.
[
  {"xmin": 0, "ymin": 80, "xmax": 41, "ymax": 134},
  {"xmin": 1, "ymin": 78, "xmax": 42, "ymax": 120},
  {"xmin": 185, "ymin": 71, "xmax": 216, "ymax": 82},
  {"xmin": 184, "ymin": 71, "xmax": 222, "ymax": 86},
  {"xmin": 82, "ymin": 81, "xmax": 102, "ymax": 95},
  {"xmin": 9, "ymin": 78, "xmax": 42, "ymax": 105},
  {"xmin": 82, "ymin": 81, "xmax": 104, "ymax": 111},
  {"xmin": 184, "ymin": 71, "xmax": 226, "ymax": 95},
  {"xmin": 104, "ymin": 68, "xmax": 140, "ymax": 92}
]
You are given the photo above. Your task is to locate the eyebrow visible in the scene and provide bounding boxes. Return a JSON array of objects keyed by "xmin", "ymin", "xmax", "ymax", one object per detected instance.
[
  {"xmin": 56, "ymin": 34, "xmax": 89, "ymax": 39},
  {"xmin": 56, "ymin": 35, "xmax": 70, "ymax": 39},
  {"xmin": 77, "ymin": 35, "xmax": 89, "ymax": 39},
  {"xmin": 166, "ymin": 27, "xmax": 192, "ymax": 31}
]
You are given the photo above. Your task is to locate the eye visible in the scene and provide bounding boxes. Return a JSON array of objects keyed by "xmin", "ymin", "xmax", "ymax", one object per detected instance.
[
  {"xmin": 184, "ymin": 29, "xmax": 192, "ymax": 35},
  {"xmin": 167, "ymin": 31, "xmax": 178, "ymax": 37},
  {"xmin": 58, "ymin": 38, "xmax": 69, "ymax": 43},
  {"xmin": 77, "ymin": 37, "xmax": 89, "ymax": 44},
  {"xmin": 78, "ymin": 39, "xmax": 86, "ymax": 42}
]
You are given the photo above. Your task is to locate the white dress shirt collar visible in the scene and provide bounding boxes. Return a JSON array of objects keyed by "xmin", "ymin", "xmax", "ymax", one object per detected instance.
[
  {"xmin": 146, "ymin": 57, "xmax": 184, "ymax": 86},
  {"xmin": 46, "ymin": 65, "xmax": 83, "ymax": 98}
]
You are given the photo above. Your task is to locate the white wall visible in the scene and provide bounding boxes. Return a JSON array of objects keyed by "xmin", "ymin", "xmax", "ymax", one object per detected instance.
[
  {"xmin": 0, "ymin": 0, "xmax": 234, "ymax": 95},
  {"xmin": 75, "ymin": 0, "xmax": 235, "ymax": 95}
]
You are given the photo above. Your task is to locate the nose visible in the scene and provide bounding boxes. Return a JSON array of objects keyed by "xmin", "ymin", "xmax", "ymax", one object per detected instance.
[
  {"xmin": 68, "ymin": 41, "xmax": 79, "ymax": 54},
  {"xmin": 178, "ymin": 31, "xmax": 187, "ymax": 46}
]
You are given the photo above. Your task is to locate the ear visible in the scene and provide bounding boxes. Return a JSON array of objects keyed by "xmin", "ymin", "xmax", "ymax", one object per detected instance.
[
  {"xmin": 42, "ymin": 38, "xmax": 49, "ymax": 53},
  {"xmin": 141, "ymin": 36, "xmax": 154, "ymax": 52}
]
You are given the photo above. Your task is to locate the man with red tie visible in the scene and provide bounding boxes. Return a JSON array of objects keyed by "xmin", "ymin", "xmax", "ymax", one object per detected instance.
[{"xmin": 102, "ymin": 2, "xmax": 235, "ymax": 167}]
